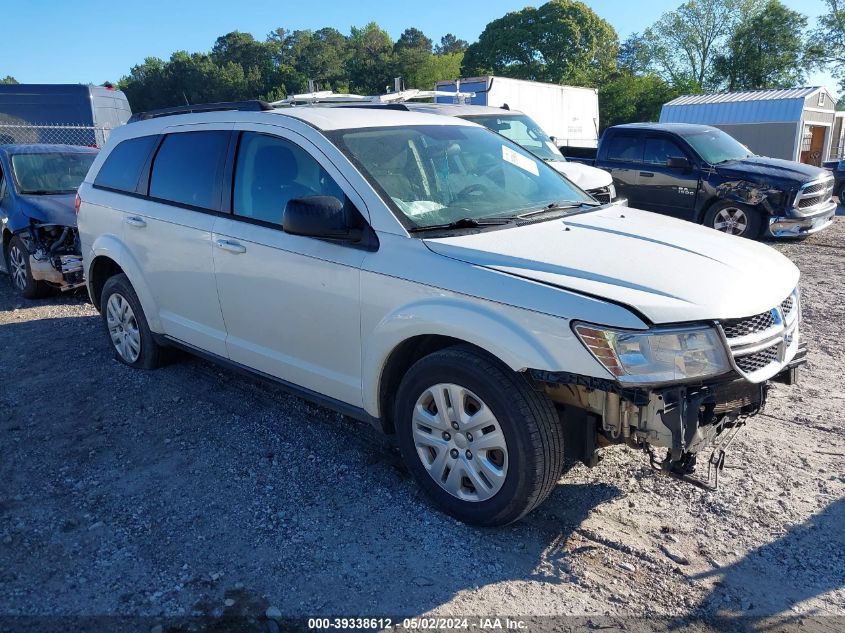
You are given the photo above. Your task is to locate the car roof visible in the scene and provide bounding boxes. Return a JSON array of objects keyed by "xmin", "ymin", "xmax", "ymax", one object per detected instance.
[
  {"xmin": 125, "ymin": 106, "xmax": 480, "ymax": 133},
  {"xmin": 611, "ymin": 122, "xmax": 718, "ymax": 135},
  {"xmin": 0, "ymin": 143, "xmax": 99, "ymax": 156},
  {"xmin": 400, "ymin": 103, "xmax": 525, "ymax": 118}
]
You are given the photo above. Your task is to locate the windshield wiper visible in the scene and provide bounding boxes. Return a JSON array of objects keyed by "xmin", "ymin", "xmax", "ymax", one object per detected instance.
[
  {"xmin": 408, "ymin": 216, "xmax": 514, "ymax": 233},
  {"xmin": 516, "ymin": 200, "xmax": 602, "ymax": 219}
]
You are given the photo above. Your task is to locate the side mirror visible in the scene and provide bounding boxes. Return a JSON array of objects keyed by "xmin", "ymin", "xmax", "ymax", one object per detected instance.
[
  {"xmin": 667, "ymin": 156, "xmax": 691, "ymax": 170},
  {"xmin": 549, "ymin": 135, "xmax": 557, "ymax": 144},
  {"xmin": 283, "ymin": 196, "xmax": 363, "ymax": 242}
]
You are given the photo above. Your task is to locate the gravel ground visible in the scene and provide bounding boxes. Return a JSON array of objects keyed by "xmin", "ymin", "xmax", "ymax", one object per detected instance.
[{"xmin": 1, "ymin": 218, "xmax": 844, "ymax": 630}]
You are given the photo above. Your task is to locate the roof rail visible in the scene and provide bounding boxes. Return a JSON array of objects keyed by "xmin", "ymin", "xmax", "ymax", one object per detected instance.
[
  {"xmin": 128, "ymin": 100, "xmax": 274, "ymax": 123},
  {"xmin": 269, "ymin": 89, "xmax": 475, "ymax": 108}
]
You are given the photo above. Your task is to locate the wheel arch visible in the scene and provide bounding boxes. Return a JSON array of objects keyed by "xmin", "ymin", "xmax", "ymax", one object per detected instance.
[
  {"xmin": 87, "ymin": 234, "xmax": 163, "ymax": 331},
  {"xmin": 364, "ymin": 300, "xmax": 566, "ymax": 431}
]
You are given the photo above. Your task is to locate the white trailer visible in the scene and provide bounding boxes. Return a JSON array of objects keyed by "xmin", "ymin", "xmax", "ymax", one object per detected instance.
[{"xmin": 435, "ymin": 76, "xmax": 599, "ymax": 149}]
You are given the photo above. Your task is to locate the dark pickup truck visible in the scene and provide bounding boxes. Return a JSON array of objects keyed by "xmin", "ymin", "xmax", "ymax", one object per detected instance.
[{"xmin": 566, "ymin": 123, "xmax": 836, "ymax": 239}]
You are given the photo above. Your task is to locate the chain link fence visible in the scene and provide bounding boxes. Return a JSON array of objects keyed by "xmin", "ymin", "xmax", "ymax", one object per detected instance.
[{"xmin": 0, "ymin": 123, "xmax": 113, "ymax": 147}]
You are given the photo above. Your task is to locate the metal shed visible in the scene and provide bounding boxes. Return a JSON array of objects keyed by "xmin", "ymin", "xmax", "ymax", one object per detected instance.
[{"xmin": 659, "ymin": 86, "xmax": 836, "ymax": 166}]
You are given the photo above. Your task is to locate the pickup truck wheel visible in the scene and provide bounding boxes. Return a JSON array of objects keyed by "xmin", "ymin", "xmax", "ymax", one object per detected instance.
[
  {"xmin": 6, "ymin": 235, "xmax": 50, "ymax": 299},
  {"xmin": 100, "ymin": 274, "xmax": 164, "ymax": 369},
  {"xmin": 703, "ymin": 202, "xmax": 761, "ymax": 238},
  {"xmin": 394, "ymin": 346, "xmax": 563, "ymax": 526}
]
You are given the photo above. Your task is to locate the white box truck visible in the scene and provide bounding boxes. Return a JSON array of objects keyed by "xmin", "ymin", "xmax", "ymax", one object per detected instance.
[{"xmin": 435, "ymin": 76, "xmax": 599, "ymax": 149}]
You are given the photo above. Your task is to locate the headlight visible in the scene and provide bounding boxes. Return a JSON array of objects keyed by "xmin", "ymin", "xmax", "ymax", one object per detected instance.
[{"xmin": 573, "ymin": 323, "xmax": 731, "ymax": 384}]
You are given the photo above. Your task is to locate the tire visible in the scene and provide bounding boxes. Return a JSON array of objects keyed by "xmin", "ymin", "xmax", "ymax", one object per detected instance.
[
  {"xmin": 703, "ymin": 201, "xmax": 762, "ymax": 239},
  {"xmin": 6, "ymin": 235, "xmax": 51, "ymax": 299},
  {"xmin": 100, "ymin": 274, "xmax": 164, "ymax": 370},
  {"xmin": 394, "ymin": 345, "xmax": 563, "ymax": 526}
]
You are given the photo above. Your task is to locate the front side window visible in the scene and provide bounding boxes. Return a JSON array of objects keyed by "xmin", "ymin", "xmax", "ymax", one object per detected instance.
[
  {"xmin": 643, "ymin": 138, "xmax": 687, "ymax": 165},
  {"xmin": 332, "ymin": 124, "xmax": 592, "ymax": 230},
  {"xmin": 11, "ymin": 152, "xmax": 97, "ymax": 194},
  {"xmin": 466, "ymin": 114, "xmax": 564, "ymax": 162},
  {"xmin": 94, "ymin": 135, "xmax": 158, "ymax": 193},
  {"xmin": 149, "ymin": 131, "xmax": 230, "ymax": 209},
  {"xmin": 232, "ymin": 132, "xmax": 345, "ymax": 226}
]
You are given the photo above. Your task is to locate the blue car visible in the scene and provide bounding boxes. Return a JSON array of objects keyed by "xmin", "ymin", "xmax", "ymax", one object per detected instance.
[
  {"xmin": 0, "ymin": 144, "xmax": 98, "ymax": 298},
  {"xmin": 822, "ymin": 159, "xmax": 845, "ymax": 201}
]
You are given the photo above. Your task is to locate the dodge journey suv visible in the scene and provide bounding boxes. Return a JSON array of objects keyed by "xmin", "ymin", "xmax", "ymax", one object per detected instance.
[{"xmin": 78, "ymin": 101, "xmax": 805, "ymax": 526}]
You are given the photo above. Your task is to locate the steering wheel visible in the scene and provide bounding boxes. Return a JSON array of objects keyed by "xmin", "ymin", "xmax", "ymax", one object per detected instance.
[{"xmin": 454, "ymin": 183, "xmax": 490, "ymax": 200}]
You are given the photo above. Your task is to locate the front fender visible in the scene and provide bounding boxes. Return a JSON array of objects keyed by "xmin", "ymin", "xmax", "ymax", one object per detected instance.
[
  {"xmin": 87, "ymin": 233, "xmax": 164, "ymax": 333},
  {"xmin": 361, "ymin": 297, "xmax": 610, "ymax": 418},
  {"xmin": 714, "ymin": 180, "xmax": 788, "ymax": 216}
]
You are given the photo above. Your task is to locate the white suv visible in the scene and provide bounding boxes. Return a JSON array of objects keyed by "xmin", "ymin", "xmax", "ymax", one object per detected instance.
[{"xmin": 78, "ymin": 102, "xmax": 805, "ymax": 526}]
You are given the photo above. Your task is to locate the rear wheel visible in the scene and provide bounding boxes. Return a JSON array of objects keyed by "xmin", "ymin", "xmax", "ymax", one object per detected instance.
[
  {"xmin": 394, "ymin": 345, "xmax": 563, "ymax": 526},
  {"xmin": 6, "ymin": 235, "xmax": 50, "ymax": 299},
  {"xmin": 100, "ymin": 274, "xmax": 164, "ymax": 369},
  {"xmin": 703, "ymin": 201, "xmax": 762, "ymax": 239}
]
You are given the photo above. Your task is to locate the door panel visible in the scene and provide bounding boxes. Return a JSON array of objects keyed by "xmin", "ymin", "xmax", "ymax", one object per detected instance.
[
  {"xmin": 638, "ymin": 136, "xmax": 699, "ymax": 219},
  {"xmin": 211, "ymin": 128, "xmax": 368, "ymax": 406},
  {"xmin": 123, "ymin": 199, "xmax": 227, "ymax": 356},
  {"xmin": 212, "ymin": 218, "xmax": 366, "ymax": 405}
]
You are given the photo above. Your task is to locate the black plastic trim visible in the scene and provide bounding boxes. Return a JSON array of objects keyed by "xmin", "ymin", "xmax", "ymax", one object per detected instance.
[{"xmin": 128, "ymin": 100, "xmax": 274, "ymax": 123}]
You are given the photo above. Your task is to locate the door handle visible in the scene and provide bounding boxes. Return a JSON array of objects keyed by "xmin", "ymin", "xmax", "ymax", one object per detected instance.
[
  {"xmin": 214, "ymin": 238, "xmax": 246, "ymax": 254},
  {"xmin": 125, "ymin": 216, "xmax": 146, "ymax": 227},
  {"xmin": 640, "ymin": 171, "xmax": 654, "ymax": 178}
]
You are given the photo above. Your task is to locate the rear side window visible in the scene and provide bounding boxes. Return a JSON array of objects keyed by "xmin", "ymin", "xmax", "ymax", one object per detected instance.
[
  {"xmin": 232, "ymin": 132, "xmax": 345, "ymax": 226},
  {"xmin": 605, "ymin": 134, "xmax": 644, "ymax": 163},
  {"xmin": 150, "ymin": 131, "xmax": 229, "ymax": 210},
  {"xmin": 643, "ymin": 137, "xmax": 686, "ymax": 165},
  {"xmin": 94, "ymin": 135, "xmax": 157, "ymax": 193}
]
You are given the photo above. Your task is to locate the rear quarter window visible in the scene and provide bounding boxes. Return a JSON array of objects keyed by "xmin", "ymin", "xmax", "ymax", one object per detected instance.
[
  {"xmin": 149, "ymin": 131, "xmax": 230, "ymax": 210},
  {"xmin": 604, "ymin": 134, "xmax": 644, "ymax": 163},
  {"xmin": 94, "ymin": 135, "xmax": 158, "ymax": 193}
]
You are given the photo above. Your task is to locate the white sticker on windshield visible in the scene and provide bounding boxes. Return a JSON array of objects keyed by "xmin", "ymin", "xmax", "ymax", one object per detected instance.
[{"xmin": 502, "ymin": 145, "xmax": 539, "ymax": 176}]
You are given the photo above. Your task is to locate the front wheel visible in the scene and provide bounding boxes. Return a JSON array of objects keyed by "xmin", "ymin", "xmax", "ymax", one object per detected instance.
[
  {"xmin": 394, "ymin": 346, "xmax": 564, "ymax": 526},
  {"xmin": 703, "ymin": 201, "xmax": 762, "ymax": 239},
  {"xmin": 6, "ymin": 235, "xmax": 50, "ymax": 299}
]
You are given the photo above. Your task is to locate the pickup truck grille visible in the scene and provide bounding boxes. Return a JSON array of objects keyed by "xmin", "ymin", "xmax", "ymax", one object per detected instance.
[
  {"xmin": 794, "ymin": 178, "xmax": 834, "ymax": 211},
  {"xmin": 718, "ymin": 289, "xmax": 800, "ymax": 382},
  {"xmin": 588, "ymin": 185, "xmax": 614, "ymax": 204}
]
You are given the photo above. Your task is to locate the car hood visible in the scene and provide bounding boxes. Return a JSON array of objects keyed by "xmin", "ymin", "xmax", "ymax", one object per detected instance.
[
  {"xmin": 548, "ymin": 159, "xmax": 613, "ymax": 191},
  {"xmin": 11, "ymin": 193, "xmax": 77, "ymax": 230},
  {"xmin": 716, "ymin": 156, "xmax": 829, "ymax": 187},
  {"xmin": 424, "ymin": 206, "xmax": 799, "ymax": 324}
]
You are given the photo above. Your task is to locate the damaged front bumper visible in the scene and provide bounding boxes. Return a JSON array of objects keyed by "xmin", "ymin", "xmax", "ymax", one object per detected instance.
[
  {"xmin": 531, "ymin": 344, "xmax": 807, "ymax": 490},
  {"xmin": 17, "ymin": 222, "xmax": 85, "ymax": 290},
  {"xmin": 766, "ymin": 200, "xmax": 836, "ymax": 238}
]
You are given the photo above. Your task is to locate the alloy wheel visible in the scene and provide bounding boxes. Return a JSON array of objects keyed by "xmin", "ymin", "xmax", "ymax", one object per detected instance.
[
  {"xmin": 412, "ymin": 383, "xmax": 508, "ymax": 502},
  {"xmin": 9, "ymin": 244, "xmax": 27, "ymax": 291},
  {"xmin": 106, "ymin": 293, "xmax": 141, "ymax": 363},
  {"xmin": 713, "ymin": 206, "xmax": 749, "ymax": 236}
]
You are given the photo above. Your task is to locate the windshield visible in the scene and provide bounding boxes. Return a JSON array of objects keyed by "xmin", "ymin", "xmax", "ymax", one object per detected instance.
[
  {"xmin": 11, "ymin": 152, "xmax": 96, "ymax": 194},
  {"xmin": 467, "ymin": 113, "xmax": 564, "ymax": 162},
  {"xmin": 333, "ymin": 124, "xmax": 592, "ymax": 230},
  {"xmin": 682, "ymin": 129, "xmax": 753, "ymax": 165}
]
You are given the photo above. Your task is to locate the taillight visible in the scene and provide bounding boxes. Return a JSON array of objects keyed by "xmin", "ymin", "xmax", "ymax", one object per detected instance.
[{"xmin": 74, "ymin": 194, "xmax": 81, "ymax": 215}]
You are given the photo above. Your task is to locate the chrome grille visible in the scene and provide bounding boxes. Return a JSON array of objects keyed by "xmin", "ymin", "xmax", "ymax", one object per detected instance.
[
  {"xmin": 721, "ymin": 310, "xmax": 775, "ymax": 339},
  {"xmin": 735, "ymin": 345, "xmax": 779, "ymax": 373},
  {"xmin": 719, "ymin": 290, "xmax": 800, "ymax": 382},
  {"xmin": 793, "ymin": 178, "xmax": 834, "ymax": 212},
  {"xmin": 588, "ymin": 185, "xmax": 613, "ymax": 204}
]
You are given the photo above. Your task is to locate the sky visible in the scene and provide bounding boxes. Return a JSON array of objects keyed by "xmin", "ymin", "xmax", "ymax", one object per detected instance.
[{"xmin": 0, "ymin": 0, "xmax": 836, "ymax": 94}]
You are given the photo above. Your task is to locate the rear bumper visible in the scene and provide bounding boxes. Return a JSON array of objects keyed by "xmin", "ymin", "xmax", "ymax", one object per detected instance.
[{"xmin": 766, "ymin": 201, "xmax": 836, "ymax": 237}]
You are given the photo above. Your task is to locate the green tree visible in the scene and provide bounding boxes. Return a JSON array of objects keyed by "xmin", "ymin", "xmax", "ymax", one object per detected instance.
[
  {"xmin": 1, "ymin": 75, "xmax": 17, "ymax": 84},
  {"xmin": 643, "ymin": 0, "xmax": 758, "ymax": 90},
  {"xmin": 273, "ymin": 27, "xmax": 350, "ymax": 93},
  {"xmin": 395, "ymin": 28, "xmax": 432, "ymax": 53},
  {"xmin": 713, "ymin": 0, "xmax": 819, "ymax": 89},
  {"xmin": 347, "ymin": 22, "xmax": 395, "ymax": 94},
  {"xmin": 813, "ymin": 0, "xmax": 845, "ymax": 92},
  {"xmin": 600, "ymin": 73, "xmax": 682, "ymax": 129},
  {"xmin": 393, "ymin": 27, "xmax": 436, "ymax": 89},
  {"xmin": 435, "ymin": 34, "xmax": 468, "ymax": 55},
  {"xmin": 461, "ymin": 0, "xmax": 619, "ymax": 85}
]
